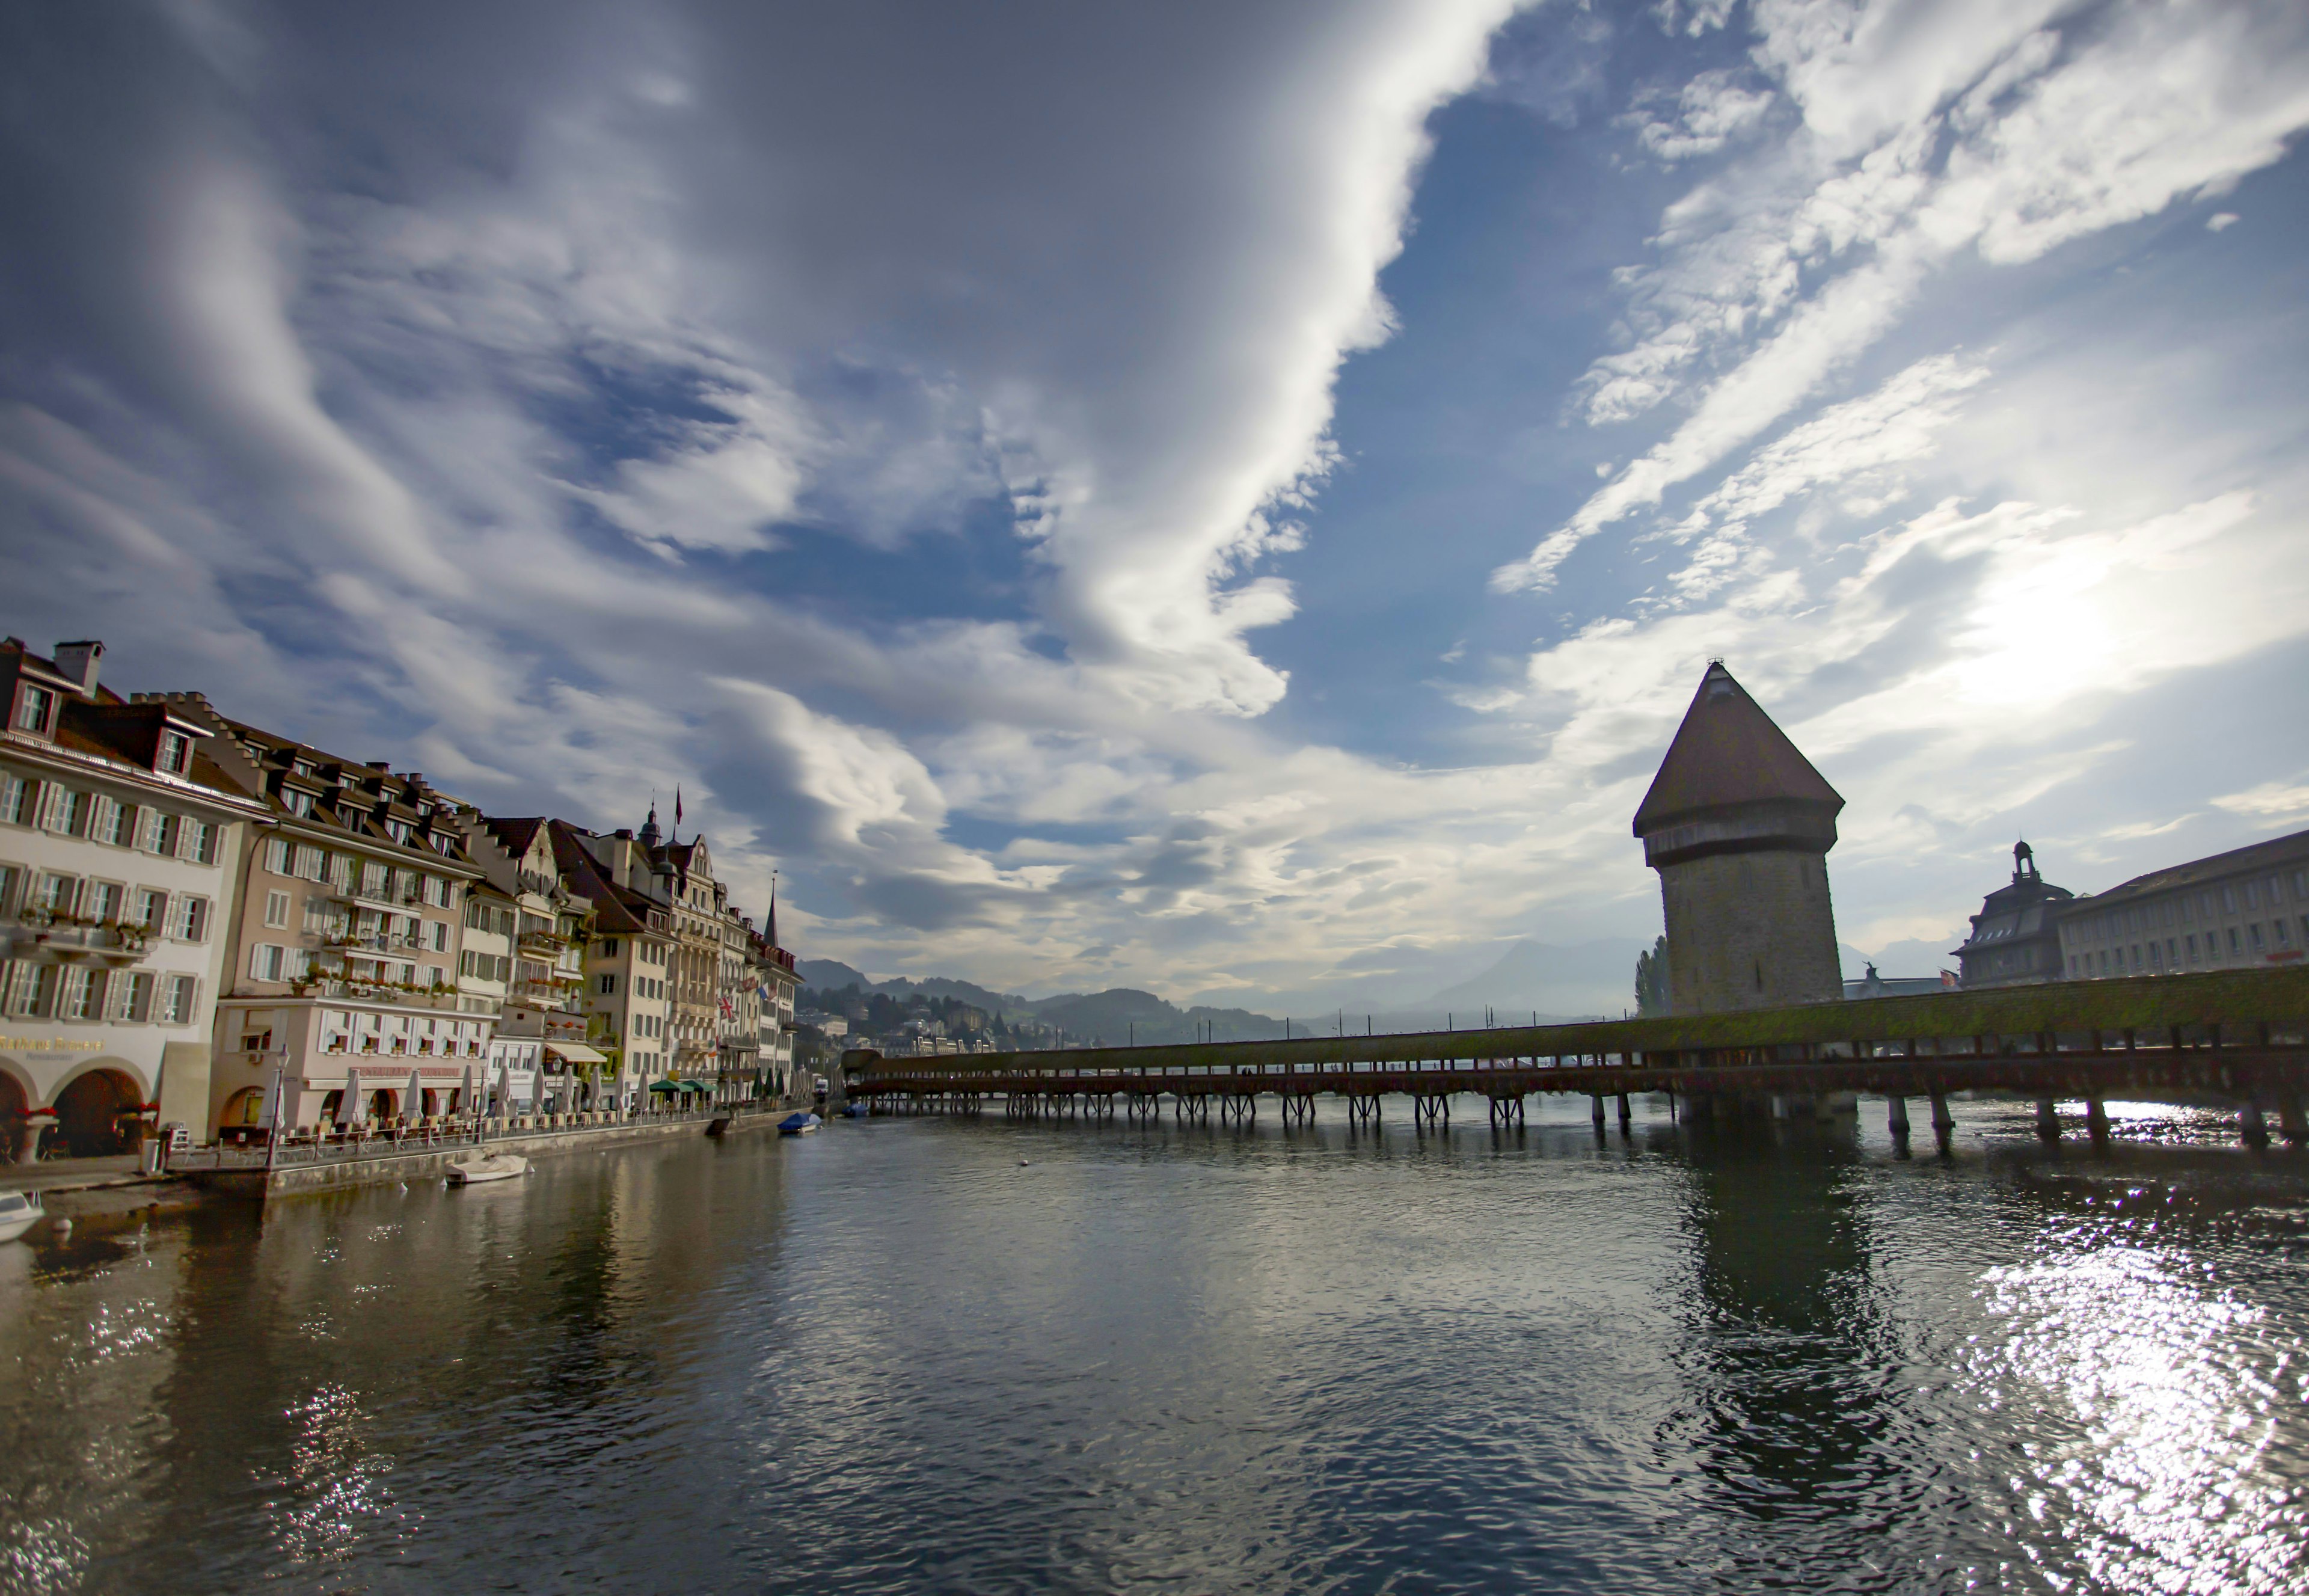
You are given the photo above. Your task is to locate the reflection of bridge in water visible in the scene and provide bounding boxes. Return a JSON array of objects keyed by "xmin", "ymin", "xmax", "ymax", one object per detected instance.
[{"xmin": 848, "ymin": 969, "xmax": 2309, "ymax": 1152}]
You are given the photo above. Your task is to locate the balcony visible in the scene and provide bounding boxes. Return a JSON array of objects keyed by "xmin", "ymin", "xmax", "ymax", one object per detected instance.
[
  {"xmin": 0, "ymin": 911, "xmax": 153, "ymax": 968},
  {"xmin": 292, "ymin": 976, "xmax": 465, "ymax": 1009},
  {"xmin": 510, "ymin": 975, "xmax": 584, "ymax": 1006},
  {"xmin": 322, "ymin": 930, "xmax": 426, "ymax": 954},
  {"xmin": 517, "ymin": 928, "xmax": 570, "ymax": 958}
]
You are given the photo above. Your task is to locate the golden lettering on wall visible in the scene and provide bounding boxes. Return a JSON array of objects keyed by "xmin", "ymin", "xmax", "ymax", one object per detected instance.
[{"xmin": 0, "ymin": 1038, "xmax": 107, "ymax": 1052}]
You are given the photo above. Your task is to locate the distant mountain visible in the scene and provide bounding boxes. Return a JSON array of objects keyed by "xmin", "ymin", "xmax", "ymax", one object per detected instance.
[
  {"xmin": 877, "ymin": 975, "xmax": 1029, "ymax": 1013},
  {"xmin": 1026, "ymin": 988, "xmax": 1285, "ymax": 1045},
  {"xmin": 796, "ymin": 957, "xmax": 876, "ymax": 993},
  {"xmin": 1418, "ymin": 938, "xmax": 1651, "ymax": 1024}
]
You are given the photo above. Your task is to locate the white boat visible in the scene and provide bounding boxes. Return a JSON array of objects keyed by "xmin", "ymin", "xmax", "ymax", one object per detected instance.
[
  {"xmin": 446, "ymin": 1153, "xmax": 529, "ymax": 1186},
  {"xmin": 0, "ymin": 1189, "xmax": 44, "ymax": 1242}
]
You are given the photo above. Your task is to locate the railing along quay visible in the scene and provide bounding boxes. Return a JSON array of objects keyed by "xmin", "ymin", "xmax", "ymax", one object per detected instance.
[
  {"xmin": 847, "ymin": 969, "xmax": 2309, "ymax": 1147},
  {"xmin": 163, "ymin": 1103, "xmax": 752, "ymax": 1175}
]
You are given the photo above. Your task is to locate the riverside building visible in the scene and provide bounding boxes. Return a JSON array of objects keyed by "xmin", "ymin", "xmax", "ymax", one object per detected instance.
[
  {"xmin": 180, "ymin": 705, "xmax": 489, "ymax": 1137},
  {"xmin": 0, "ymin": 642, "xmax": 266, "ymax": 1155},
  {"xmin": 550, "ymin": 818, "xmax": 676, "ymax": 1112},
  {"xmin": 459, "ymin": 816, "xmax": 599, "ymax": 1114},
  {"xmin": 2056, "ymin": 827, "xmax": 2309, "ymax": 979},
  {"xmin": 1951, "ymin": 841, "xmax": 2077, "ymax": 989}
]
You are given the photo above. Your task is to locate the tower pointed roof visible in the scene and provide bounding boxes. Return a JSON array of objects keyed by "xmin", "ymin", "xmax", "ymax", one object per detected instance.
[{"xmin": 1633, "ymin": 661, "xmax": 1842, "ymax": 838}]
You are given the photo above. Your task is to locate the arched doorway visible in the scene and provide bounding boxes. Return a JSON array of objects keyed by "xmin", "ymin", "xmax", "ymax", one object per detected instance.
[
  {"xmin": 54, "ymin": 1068, "xmax": 145, "ymax": 1158},
  {"xmin": 319, "ymin": 1089, "xmax": 345, "ymax": 1126},
  {"xmin": 0, "ymin": 1070, "xmax": 28, "ymax": 1162},
  {"xmin": 369, "ymin": 1088, "xmax": 397, "ymax": 1123}
]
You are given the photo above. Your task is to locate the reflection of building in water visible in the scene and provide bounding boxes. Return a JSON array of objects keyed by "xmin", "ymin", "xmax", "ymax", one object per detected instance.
[
  {"xmin": 1634, "ymin": 661, "xmax": 1844, "ymax": 1014},
  {"xmin": 1951, "ymin": 840, "xmax": 2075, "ymax": 989}
]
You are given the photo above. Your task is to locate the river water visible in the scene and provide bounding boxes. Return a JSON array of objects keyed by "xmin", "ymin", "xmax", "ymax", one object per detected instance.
[{"xmin": 2, "ymin": 1096, "xmax": 2305, "ymax": 1594}]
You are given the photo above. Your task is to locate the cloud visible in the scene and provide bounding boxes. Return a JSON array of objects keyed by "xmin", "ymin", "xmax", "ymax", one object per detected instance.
[
  {"xmin": 1629, "ymin": 67, "xmax": 1776, "ymax": 161},
  {"xmin": 1496, "ymin": 0, "xmax": 2309, "ymax": 594},
  {"xmin": 2213, "ymin": 778, "xmax": 2309, "ymax": 820},
  {"xmin": 3, "ymin": 2, "xmax": 2304, "ymax": 1013}
]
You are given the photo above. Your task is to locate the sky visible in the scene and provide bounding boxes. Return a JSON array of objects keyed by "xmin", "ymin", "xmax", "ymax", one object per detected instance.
[{"xmin": 4, "ymin": 0, "xmax": 2307, "ymax": 1016}]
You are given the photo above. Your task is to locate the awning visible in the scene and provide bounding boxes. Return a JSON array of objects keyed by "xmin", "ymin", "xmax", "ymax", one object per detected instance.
[
  {"xmin": 544, "ymin": 1043, "xmax": 609, "ymax": 1066},
  {"xmin": 647, "ymin": 1079, "xmax": 682, "ymax": 1093}
]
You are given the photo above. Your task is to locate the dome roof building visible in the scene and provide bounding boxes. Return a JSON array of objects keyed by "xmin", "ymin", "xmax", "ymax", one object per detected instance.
[{"xmin": 1952, "ymin": 841, "xmax": 2076, "ymax": 989}]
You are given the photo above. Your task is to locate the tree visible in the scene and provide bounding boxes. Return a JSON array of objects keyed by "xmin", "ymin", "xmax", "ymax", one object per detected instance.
[{"xmin": 1635, "ymin": 936, "xmax": 1671, "ymax": 1017}]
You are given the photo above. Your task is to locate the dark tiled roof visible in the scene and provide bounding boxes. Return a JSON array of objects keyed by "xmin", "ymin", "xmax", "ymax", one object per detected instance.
[
  {"xmin": 2079, "ymin": 827, "xmax": 2309, "ymax": 906},
  {"xmin": 1633, "ymin": 663, "xmax": 1843, "ymax": 835},
  {"xmin": 547, "ymin": 820, "xmax": 670, "ymax": 935},
  {"xmin": 484, "ymin": 816, "xmax": 547, "ymax": 859}
]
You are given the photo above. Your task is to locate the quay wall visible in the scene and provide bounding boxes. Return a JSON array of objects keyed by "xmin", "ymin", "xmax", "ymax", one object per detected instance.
[{"xmin": 184, "ymin": 1108, "xmax": 786, "ymax": 1200}]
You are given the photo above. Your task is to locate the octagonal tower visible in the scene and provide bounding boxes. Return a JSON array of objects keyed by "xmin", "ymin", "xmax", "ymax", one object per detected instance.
[{"xmin": 1634, "ymin": 662, "xmax": 1844, "ymax": 1014}]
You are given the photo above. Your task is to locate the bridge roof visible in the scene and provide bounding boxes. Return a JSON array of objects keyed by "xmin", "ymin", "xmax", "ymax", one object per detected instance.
[
  {"xmin": 1634, "ymin": 662, "xmax": 1842, "ymax": 835},
  {"xmin": 848, "ymin": 966, "xmax": 2309, "ymax": 1079}
]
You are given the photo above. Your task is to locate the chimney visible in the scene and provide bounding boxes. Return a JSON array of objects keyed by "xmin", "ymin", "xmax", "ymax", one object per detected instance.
[{"xmin": 53, "ymin": 640, "xmax": 102, "ymax": 695}]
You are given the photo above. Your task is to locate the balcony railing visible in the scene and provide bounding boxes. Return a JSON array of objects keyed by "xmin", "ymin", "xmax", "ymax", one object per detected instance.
[
  {"xmin": 322, "ymin": 931, "xmax": 426, "ymax": 953},
  {"xmin": 0, "ymin": 912, "xmax": 153, "ymax": 968},
  {"xmin": 289, "ymin": 977, "xmax": 466, "ymax": 1009}
]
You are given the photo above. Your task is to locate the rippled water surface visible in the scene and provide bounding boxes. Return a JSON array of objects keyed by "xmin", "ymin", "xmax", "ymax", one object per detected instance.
[{"xmin": 4, "ymin": 1097, "xmax": 2307, "ymax": 1594}]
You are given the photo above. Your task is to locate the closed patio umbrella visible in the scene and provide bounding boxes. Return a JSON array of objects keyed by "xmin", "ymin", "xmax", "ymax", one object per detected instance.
[
  {"xmin": 403, "ymin": 1066, "xmax": 424, "ymax": 1123},
  {"xmin": 343, "ymin": 1065, "xmax": 363, "ymax": 1127}
]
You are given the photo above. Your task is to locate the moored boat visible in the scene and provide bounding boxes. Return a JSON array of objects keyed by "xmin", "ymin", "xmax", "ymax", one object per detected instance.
[
  {"xmin": 446, "ymin": 1153, "xmax": 529, "ymax": 1185},
  {"xmin": 0, "ymin": 1189, "xmax": 43, "ymax": 1242},
  {"xmin": 777, "ymin": 1112, "xmax": 822, "ymax": 1135}
]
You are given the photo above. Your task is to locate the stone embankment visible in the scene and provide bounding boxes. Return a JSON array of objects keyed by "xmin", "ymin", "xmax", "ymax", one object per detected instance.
[{"xmin": 171, "ymin": 1102, "xmax": 800, "ymax": 1200}]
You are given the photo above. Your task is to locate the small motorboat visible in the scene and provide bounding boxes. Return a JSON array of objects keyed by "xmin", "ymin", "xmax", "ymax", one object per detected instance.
[
  {"xmin": 777, "ymin": 1112, "xmax": 822, "ymax": 1135},
  {"xmin": 841, "ymin": 1103, "xmax": 869, "ymax": 1119},
  {"xmin": 446, "ymin": 1152, "xmax": 529, "ymax": 1186},
  {"xmin": 0, "ymin": 1189, "xmax": 43, "ymax": 1242}
]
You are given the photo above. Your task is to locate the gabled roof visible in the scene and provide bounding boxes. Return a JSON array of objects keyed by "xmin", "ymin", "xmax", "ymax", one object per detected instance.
[
  {"xmin": 483, "ymin": 816, "xmax": 547, "ymax": 860},
  {"xmin": 1633, "ymin": 662, "xmax": 1843, "ymax": 835},
  {"xmin": 547, "ymin": 819, "xmax": 670, "ymax": 936}
]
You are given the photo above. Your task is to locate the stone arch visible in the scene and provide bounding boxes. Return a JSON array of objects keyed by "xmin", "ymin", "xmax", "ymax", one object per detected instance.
[
  {"xmin": 369, "ymin": 1088, "xmax": 398, "ymax": 1123},
  {"xmin": 0, "ymin": 1062, "xmax": 30, "ymax": 1163},
  {"xmin": 219, "ymin": 1086, "xmax": 268, "ymax": 1131},
  {"xmin": 52, "ymin": 1066, "xmax": 147, "ymax": 1158}
]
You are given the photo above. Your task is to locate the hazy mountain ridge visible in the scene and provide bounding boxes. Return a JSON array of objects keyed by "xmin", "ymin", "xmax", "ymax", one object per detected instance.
[{"xmin": 798, "ymin": 930, "xmax": 1958, "ymax": 1046}]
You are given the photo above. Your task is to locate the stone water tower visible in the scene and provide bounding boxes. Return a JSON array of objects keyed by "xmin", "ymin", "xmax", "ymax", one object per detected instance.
[{"xmin": 1633, "ymin": 662, "xmax": 1844, "ymax": 1014}]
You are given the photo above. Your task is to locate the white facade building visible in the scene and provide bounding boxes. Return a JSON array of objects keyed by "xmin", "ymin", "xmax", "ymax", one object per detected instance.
[{"xmin": 0, "ymin": 642, "xmax": 265, "ymax": 1156}]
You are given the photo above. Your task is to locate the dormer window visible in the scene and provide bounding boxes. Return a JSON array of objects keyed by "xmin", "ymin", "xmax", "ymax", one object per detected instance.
[
  {"xmin": 13, "ymin": 684, "xmax": 54, "ymax": 735},
  {"xmin": 285, "ymin": 788, "xmax": 314, "ymax": 818},
  {"xmin": 158, "ymin": 730, "xmax": 193, "ymax": 775},
  {"xmin": 387, "ymin": 819, "xmax": 412, "ymax": 844}
]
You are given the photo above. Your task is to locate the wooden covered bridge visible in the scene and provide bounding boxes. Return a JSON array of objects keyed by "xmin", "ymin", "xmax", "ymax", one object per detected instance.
[{"xmin": 844, "ymin": 968, "xmax": 2309, "ymax": 1150}]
